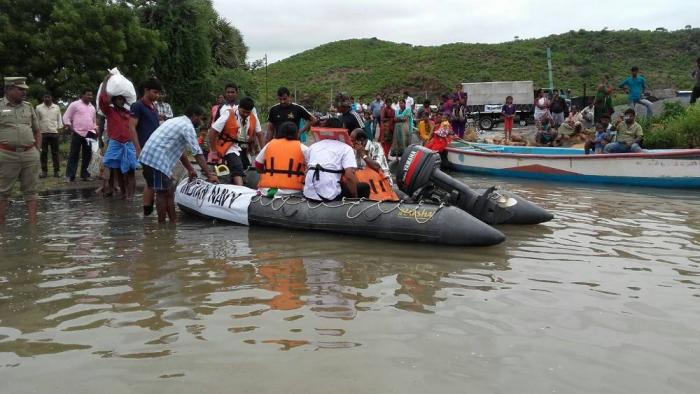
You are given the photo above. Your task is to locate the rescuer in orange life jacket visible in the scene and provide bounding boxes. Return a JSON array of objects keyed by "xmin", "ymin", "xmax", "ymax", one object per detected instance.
[
  {"xmin": 207, "ymin": 97, "xmax": 260, "ymax": 185},
  {"xmin": 254, "ymin": 121, "xmax": 309, "ymax": 197}
]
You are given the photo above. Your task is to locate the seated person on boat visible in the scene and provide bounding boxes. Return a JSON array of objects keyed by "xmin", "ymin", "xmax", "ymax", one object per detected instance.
[
  {"xmin": 350, "ymin": 129, "xmax": 399, "ymax": 201},
  {"xmin": 254, "ymin": 121, "xmax": 308, "ymax": 197},
  {"xmin": 580, "ymin": 101, "xmax": 596, "ymax": 131},
  {"xmin": 603, "ymin": 108, "xmax": 644, "ymax": 154},
  {"xmin": 303, "ymin": 128, "xmax": 370, "ymax": 201},
  {"xmin": 584, "ymin": 113, "xmax": 613, "ymax": 154},
  {"xmin": 535, "ymin": 116, "xmax": 558, "ymax": 147},
  {"xmin": 584, "ymin": 122, "xmax": 611, "ymax": 154},
  {"xmin": 557, "ymin": 105, "xmax": 585, "ymax": 145}
]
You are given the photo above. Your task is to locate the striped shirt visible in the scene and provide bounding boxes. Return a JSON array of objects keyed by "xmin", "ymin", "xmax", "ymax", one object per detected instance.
[
  {"xmin": 139, "ymin": 115, "xmax": 203, "ymax": 176},
  {"xmin": 340, "ymin": 110, "xmax": 364, "ymax": 133},
  {"xmin": 154, "ymin": 101, "xmax": 173, "ymax": 122}
]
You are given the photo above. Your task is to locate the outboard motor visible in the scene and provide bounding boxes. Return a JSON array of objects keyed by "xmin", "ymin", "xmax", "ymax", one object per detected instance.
[{"xmin": 397, "ymin": 145, "xmax": 553, "ymax": 225}]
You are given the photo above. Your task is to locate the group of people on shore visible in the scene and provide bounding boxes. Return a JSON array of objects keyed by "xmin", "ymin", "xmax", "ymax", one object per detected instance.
[
  {"xmin": 0, "ymin": 72, "xmax": 407, "ymax": 224},
  {"xmin": 345, "ymin": 85, "xmax": 469, "ymax": 155},
  {"xmin": 532, "ymin": 66, "xmax": 654, "ymax": 154}
]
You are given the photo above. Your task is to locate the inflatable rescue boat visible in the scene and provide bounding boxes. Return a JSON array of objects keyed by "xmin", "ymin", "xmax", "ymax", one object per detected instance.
[
  {"xmin": 176, "ymin": 179, "xmax": 506, "ymax": 246},
  {"xmin": 176, "ymin": 144, "xmax": 552, "ymax": 246}
]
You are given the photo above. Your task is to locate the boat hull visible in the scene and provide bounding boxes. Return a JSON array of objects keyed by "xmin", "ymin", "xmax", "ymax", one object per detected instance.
[
  {"xmin": 175, "ymin": 179, "xmax": 506, "ymax": 246},
  {"xmin": 247, "ymin": 196, "xmax": 506, "ymax": 246},
  {"xmin": 447, "ymin": 145, "xmax": 700, "ymax": 188}
]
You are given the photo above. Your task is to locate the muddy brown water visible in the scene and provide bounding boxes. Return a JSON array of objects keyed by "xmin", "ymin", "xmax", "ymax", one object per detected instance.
[{"xmin": 1, "ymin": 173, "xmax": 699, "ymax": 393}]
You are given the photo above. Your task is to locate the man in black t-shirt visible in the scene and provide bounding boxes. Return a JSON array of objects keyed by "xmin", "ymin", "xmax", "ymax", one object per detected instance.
[
  {"xmin": 336, "ymin": 94, "xmax": 364, "ymax": 133},
  {"xmin": 266, "ymin": 87, "xmax": 316, "ymax": 143}
]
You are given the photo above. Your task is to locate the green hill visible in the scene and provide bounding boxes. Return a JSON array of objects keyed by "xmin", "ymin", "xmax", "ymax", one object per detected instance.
[{"xmin": 253, "ymin": 28, "xmax": 700, "ymax": 111}]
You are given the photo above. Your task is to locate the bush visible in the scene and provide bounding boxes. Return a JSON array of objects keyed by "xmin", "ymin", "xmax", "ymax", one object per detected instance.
[
  {"xmin": 643, "ymin": 126, "xmax": 681, "ymax": 148},
  {"xmin": 643, "ymin": 104, "xmax": 700, "ymax": 148},
  {"xmin": 667, "ymin": 104, "xmax": 700, "ymax": 147},
  {"xmin": 658, "ymin": 100, "xmax": 685, "ymax": 121}
]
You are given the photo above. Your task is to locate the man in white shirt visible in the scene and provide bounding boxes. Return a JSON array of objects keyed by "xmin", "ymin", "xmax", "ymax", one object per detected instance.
[
  {"xmin": 350, "ymin": 128, "xmax": 393, "ymax": 185},
  {"xmin": 303, "ymin": 138, "xmax": 369, "ymax": 201},
  {"xmin": 35, "ymin": 93, "xmax": 63, "ymax": 177},
  {"xmin": 213, "ymin": 83, "xmax": 263, "ymax": 149},
  {"xmin": 209, "ymin": 97, "xmax": 262, "ymax": 185}
]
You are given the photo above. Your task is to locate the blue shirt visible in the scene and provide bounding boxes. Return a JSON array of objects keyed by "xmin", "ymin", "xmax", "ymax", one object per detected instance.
[
  {"xmin": 369, "ymin": 100, "xmax": 383, "ymax": 117},
  {"xmin": 619, "ymin": 75, "xmax": 646, "ymax": 101},
  {"xmin": 130, "ymin": 99, "xmax": 160, "ymax": 147},
  {"xmin": 139, "ymin": 116, "xmax": 203, "ymax": 176},
  {"xmin": 594, "ymin": 130, "xmax": 609, "ymax": 143},
  {"xmin": 502, "ymin": 103, "xmax": 516, "ymax": 115}
]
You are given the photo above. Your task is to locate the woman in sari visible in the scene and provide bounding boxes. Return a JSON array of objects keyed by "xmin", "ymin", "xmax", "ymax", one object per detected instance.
[
  {"xmin": 392, "ymin": 99, "xmax": 412, "ymax": 157},
  {"xmin": 379, "ymin": 102, "xmax": 395, "ymax": 158},
  {"xmin": 594, "ymin": 75, "xmax": 614, "ymax": 122}
]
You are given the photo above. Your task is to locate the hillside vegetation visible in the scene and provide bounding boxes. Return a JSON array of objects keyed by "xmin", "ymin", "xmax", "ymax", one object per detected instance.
[{"xmin": 253, "ymin": 28, "xmax": 700, "ymax": 111}]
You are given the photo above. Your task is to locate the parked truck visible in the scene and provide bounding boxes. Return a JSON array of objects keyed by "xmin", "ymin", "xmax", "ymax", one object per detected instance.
[{"xmin": 461, "ymin": 81, "xmax": 534, "ymax": 130}]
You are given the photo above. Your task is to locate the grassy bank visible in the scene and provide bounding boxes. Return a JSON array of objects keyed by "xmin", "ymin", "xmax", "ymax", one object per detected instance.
[
  {"xmin": 643, "ymin": 102, "xmax": 700, "ymax": 149},
  {"xmin": 254, "ymin": 28, "xmax": 700, "ymax": 110}
]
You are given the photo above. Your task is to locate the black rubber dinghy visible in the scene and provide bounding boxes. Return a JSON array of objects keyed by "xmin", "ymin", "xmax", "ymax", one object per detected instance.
[{"xmin": 175, "ymin": 179, "xmax": 505, "ymax": 247}]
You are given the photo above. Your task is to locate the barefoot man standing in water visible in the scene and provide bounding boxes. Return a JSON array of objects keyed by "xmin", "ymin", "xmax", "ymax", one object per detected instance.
[{"xmin": 138, "ymin": 105, "xmax": 218, "ymax": 223}]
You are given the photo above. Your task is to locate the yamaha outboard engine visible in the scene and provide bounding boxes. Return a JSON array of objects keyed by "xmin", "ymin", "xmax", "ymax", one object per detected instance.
[{"xmin": 397, "ymin": 145, "xmax": 553, "ymax": 225}]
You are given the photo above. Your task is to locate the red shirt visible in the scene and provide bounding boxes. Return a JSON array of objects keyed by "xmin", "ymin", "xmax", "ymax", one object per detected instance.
[{"xmin": 99, "ymin": 90, "xmax": 132, "ymax": 143}]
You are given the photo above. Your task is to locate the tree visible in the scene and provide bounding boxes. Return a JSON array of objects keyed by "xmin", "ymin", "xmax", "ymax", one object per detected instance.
[
  {"xmin": 137, "ymin": 0, "xmax": 254, "ymax": 111},
  {"xmin": 247, "ymin": 58, "xmax": 266, "ymax": 71},
  {"xmin": 0, "ymin": 0, "xmax": 162, "ymax": 99},
  {"xmin": 46, "ymin": 0, "xmax": 163, "ymax": 98},
  {"xmin": 210, "ymin": 16, "xmax": 248, "ymax": 69}
]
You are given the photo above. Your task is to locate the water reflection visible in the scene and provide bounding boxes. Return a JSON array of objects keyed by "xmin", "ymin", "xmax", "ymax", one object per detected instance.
[
  {"xmin": 1, "ymin": 179, "xmax": 700, "ymax": 393},
  {"xmin": 0, "ymin": 206, "xmax": 511, "ymax": 357}
]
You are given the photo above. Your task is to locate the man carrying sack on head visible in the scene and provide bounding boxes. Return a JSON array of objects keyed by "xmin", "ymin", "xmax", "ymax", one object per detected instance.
[{"xmin": 0, "ymin": 77, "xmax": 42, "ymax": 224}]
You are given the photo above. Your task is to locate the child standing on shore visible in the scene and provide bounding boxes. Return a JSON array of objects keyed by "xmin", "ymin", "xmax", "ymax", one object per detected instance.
[{"xmin": 502, "ymin": 96, "xmax": 516, "ymax": 142}]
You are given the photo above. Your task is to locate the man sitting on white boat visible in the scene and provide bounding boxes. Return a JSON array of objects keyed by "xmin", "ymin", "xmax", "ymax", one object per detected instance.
[{"xmin": 603, "ymin": 108, "xmax": 644, "ymax": 154}]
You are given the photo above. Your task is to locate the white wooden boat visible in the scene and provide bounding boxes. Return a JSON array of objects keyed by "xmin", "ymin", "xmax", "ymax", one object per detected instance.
[{"xmin": 446, "ymin": 143, "xmax": 700, "ymax": 188}]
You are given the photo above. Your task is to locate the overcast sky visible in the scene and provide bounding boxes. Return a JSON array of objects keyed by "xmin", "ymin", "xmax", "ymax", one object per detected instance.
[{"xmin": 213, "ymin": 0, "xmax": 700, "ymax": 64}]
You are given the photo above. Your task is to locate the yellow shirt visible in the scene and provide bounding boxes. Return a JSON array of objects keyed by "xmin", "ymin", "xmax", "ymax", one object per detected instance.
[
  {"xmin": 614, "ymin": 121, "xmax": 643, "ymax": 144},
  {"xmin": 0, "ymin": 97, "xmax": 38, "ymax": 147}
]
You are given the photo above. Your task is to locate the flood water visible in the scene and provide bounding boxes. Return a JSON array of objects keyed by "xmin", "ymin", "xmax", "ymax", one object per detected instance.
[{"xmin": 1, "ymin": 174, "xmax": 699, "ymax": 393}]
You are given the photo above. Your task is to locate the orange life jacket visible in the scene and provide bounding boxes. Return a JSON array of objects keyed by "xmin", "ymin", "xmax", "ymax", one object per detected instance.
[
  {"xmin": 214, "ymin": 109, "xmax": 257, "ymax": 156},
  {"xmin": 258, "ymin": 139, "xmax": 306, "ymax": 190},
  {"xmin": 355, "ymin": 167, "xmax": 399, "ymax": 201},
  {"xmin": 310, "ymin": 127, "xmax": 352, "ymax": 145}
]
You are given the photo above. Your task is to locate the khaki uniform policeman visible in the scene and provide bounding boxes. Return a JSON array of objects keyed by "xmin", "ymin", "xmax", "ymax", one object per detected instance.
[{"xmin": 0, "ymin": 77, "xmax": 41, "ymax": 224}]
